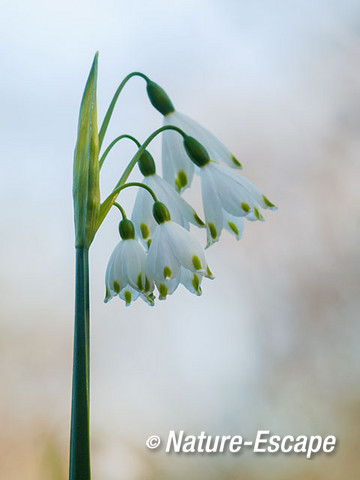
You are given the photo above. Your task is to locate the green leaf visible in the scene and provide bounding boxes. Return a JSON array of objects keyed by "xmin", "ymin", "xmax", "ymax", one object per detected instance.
[{"xmin": 73, "ymin": 52, "xmax": 100, "ymax": 248}]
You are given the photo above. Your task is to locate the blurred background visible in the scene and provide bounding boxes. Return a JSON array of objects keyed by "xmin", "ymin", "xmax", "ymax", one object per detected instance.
[{"xmin": 1, "ymin": 0, "xmax": 359, "ymax": 479}]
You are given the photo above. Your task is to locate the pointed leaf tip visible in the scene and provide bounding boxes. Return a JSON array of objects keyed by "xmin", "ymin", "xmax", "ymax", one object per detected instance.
[{"xmin": 73, "ymin": 54, "xmax": 100, "ymax": 248}]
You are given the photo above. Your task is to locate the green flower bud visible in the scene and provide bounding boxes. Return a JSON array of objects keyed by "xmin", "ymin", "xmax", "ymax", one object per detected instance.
[
  {"xmin": 183, "ymin": 135, "xmax": 210, "ymax": 167},
  {"xmin": 146, "ymin": 80, "xmax": 175, "ymax": 116},
  {"xmin": 138, "ymin": 150, "xmax": 156, "ymax": 176},
  {"xmin": 73, "ymin": 52, "xmax": 100, "ymax": 248},
  {"xmin": 119, "ymin": 219, "xmax": 135, "ymax": 240},
  {"xmin": 153, "ymin": 201, "xmax": 171, "ymax": 224}
]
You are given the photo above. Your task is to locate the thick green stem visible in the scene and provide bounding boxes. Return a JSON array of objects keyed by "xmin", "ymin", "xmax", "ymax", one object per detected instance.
[{"xmin": 69, "ymin": 247, "xmax": 91, "ymax": 480}]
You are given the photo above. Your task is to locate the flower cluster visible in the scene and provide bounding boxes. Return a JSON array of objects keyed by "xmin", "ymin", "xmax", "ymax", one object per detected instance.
[
  {"xmin": 104, "ymin": 79, "xmax": 277, "ymax": 306},
  {"xmin": 105, "ymin": 203, "xmax": 212, "ymax": 306}
]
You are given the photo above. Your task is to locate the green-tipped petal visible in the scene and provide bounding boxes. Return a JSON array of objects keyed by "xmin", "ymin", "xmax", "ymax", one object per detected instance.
[
  {"xmin": 159, "ymin": 283, "xmax": 168, "ymax": 300},
  {"xmin": 262, "ymin": 195, "xmax": 278, "ymax": 210},
  {"xmin": 231, "ymin": 155, "xmax": 242, "ymax": 168},
  {"xmin": 124, "ymin": 290, "xmax": 132, "ymax": 306}
]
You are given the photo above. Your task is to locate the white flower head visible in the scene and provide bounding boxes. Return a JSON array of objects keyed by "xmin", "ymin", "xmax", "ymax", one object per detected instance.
[
  {"xmin": 162, "ymin": 111, "xmax": 242, "ymax": 192},
  {"xmin": 105, "ymin": 218, "xmax": 154, "ymax": 306},
  {"xmin": 200, "ymin": 161, "xmax": 278, "ymax": 246},
  {"xmin": 181, "ymin": 136, "xmax": 277, "ymax": 246},
  {"xmin": 146, "ymin": 202, "xmax": 214, "ymax": 300},
  {"xmin": 131, "ymin": 151, "xmax": 204, "ymax": 248}
]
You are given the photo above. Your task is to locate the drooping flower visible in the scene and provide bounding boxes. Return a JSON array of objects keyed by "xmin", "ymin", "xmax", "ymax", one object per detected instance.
[
  {"xmin": 183, "ymin": 136, "xmax": 277, "ymax": 246},
  {"xmin": 146, "ymin": 80, "xmax": 241, "ymax": 192},
  {"xmin": 163, "ymin": 111, "xmax": 243, "ymax": 191},
  {"xmin": 146, "ymin": 202, "xmax": 214, "ymax": 300},
  {"xmin": 131, "ymin": 151, "xmax": 204, "ymax": 248},
  {"xmin": 104, "ymin": 218, "xmax": 154, "ymax": 306}
]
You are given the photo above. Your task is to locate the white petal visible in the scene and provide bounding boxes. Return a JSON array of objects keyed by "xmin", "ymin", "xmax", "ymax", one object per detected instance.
[
  {"xmin": 157, "ymin": 274, "xmax": 181, "ymax": 300},
  {"xmin": 147, "ymin": 174, "xmax": 204, "ymax": 229},
  {"xmin": 209, "ymin": 163, "xmax": 257, "ymax": 215},
  {"xmin": 119, "ymin": 286, "xmax": 140, "ymax": 306},
  {"xmin": 167, "ymin": 111, "xmax": 241, "ymax": 169},
  {"xmin": 113, "ymin": 240, "xmax": 131, "ymax": 286},
  {"xmin": 162, "ymin": 113, "xmax": 195, "ymax": 191},
  {"xmin": 104, "ymin": 244, "xmax": 119, "ymax": 301},
  {"xmin": 238, "ymin": 175, "xmax": 278, "ymax": 211},
  {"xmin": 105, "ymin": 241, "xmax": 126, "ymax": 299},
  {"xmin": 180, "ymin": 267, "xmax": 203, "ymax": 296},
  {"xmin": 146, "ymin": 224, "xmax": 181, "ymax": 283},
  {"xmin": 200, "ymin": 165, "xmax": 224, "ymax": 246},
  {"xmin": 122, "ymin": 240, "xmax": 148, "ymax": 290},
  {"xmin": 131, "ymin": 179, "xmax": 157, "ymax": 245},
  {"xmin": 162, "ymin": 221, "xmax": 207, "ymax": 273},
  {"xmin": 146, "ymin": 227, "xmax": 181, "ymax": 300},
  {"xmin": 223, "ymin": 212, "xmax": 244, "ymax": 240},
  {"xmin": 211, "ymin": 163, "xmax": 277, "ymax": 216}
]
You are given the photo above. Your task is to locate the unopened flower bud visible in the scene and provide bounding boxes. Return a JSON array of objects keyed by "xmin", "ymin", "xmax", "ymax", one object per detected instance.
[
  {"xmin": 183, "ymin": 135, "xmax": 210, "ymax": 167},
  {"xmin": 119, "ymin": 219, "xmax": 135, "ymax": 240},
  {"xmin": 138, "ymin": 150, "xmax": 156, "ymax": 176},
  {"xmin": 153, "ymin": 201, "xmax": 171, "ymax": 224},
  {"xmin": 146, "ymin": 80, "xmax": 175, "ymax": 116}
]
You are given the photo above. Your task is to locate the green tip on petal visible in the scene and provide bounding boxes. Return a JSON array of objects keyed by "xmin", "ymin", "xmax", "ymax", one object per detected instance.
[
  {"xmin": 159, "ymin": 283, "xmax": 168, "ymax": 299},
  {"xmin": 136, "ymin": 273, "xmax": 143, "ymax": 291},
  {"xmin": 163, "ymin": 266, "xmax": 172, "ymax": 279},
  {"xmin": 228, "ymin": 221, "xmax": 239, "ymax": 236},
  {"xmin": 254, "ymin": 207, "xmax": 265, "ymax": 221},
  {"xmin": 124, "ymin": 290, "xmax": 132, "ymax": 305},
  {"xmin": 175, "ymin": 170, "xmax": 188, "ymax": 191},
  {"xmin": 104, "ymin": 287, "xmax": 110, "ymax": 302},
  {"xmin": 192, "ymin": 255, "xmax": 202, "ymax": 270},
  {"xmin": 241, "ymin": 202, "xmax": 250, "ymax": 213},
  {"xmin": 231, "ymin": 155, "xmax": 242, "ymax": 168},
  {"xmin": 262, "ymin": 195, "xmax": 277, "ymax": 209},
  {"xmin": 178, "ymin": 170, "xmax": 188, "ymax": 187},
  {"xmin": 140, "ymin": 223, "xmax": 150, "ymax": 239},
  {"xmin": 208, "ymin": 222, "xmax": 218, "ymax": 240},
  {"xmin": 193, "ymin": 212, "xmax": 205, "ymax": 227},
  {"xmin": 206, "ymin": 265, "xmax": 215, "ymax": 279},
  {"xmin": 145, "ymin": 276, "xmax": 151, "ymax": 292},
  {"xmin": 145, "ymin": 293, "xmax": 155, "ymax": 306},
  {"xmin": 147, "ymin": 239, "xmax": 152, "ymax": 249},
  {"xmin": 192, "ymin": 274, "xmax": 202, "ymax": 295},
  {"xmin": 113, "ymin": 281, "xmax": 120, "ymax": 294}
]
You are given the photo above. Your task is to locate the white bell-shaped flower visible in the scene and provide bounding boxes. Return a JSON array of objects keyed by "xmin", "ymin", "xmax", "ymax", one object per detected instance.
[
  {"xmin": 162, "ymin": 111, "xmax": 242, "ymax": 192},
  {"xmin": 146, "ymin": 202, "xmax": 214, "ymax": 300},
  {"xmin": 200, "ymin": 161, "xmax": 277, "ymax": 246},
  {"xmin": 104, "ymin": 219, "xmax": 154, "ymax": 306},
  {"xmin": 182, "ymin": 136, "xmax": 277, "ymax": 246},
  {"xmin": 131, "ymin": 151, "xmax": 204, "ymax": 248}
]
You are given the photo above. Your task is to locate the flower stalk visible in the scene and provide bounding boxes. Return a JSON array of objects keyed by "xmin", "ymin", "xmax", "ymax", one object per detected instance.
[{"xmin": 70, "ymin": 247, "xmax": 91, "ymax": 480}]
